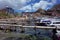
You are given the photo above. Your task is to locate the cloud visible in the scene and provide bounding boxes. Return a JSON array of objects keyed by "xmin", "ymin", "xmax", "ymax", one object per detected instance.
[
  {"xmin": 33, "ymin": 1, "xmax": 54, "ymax": 10},
  {"xmin": 0, "ymin": 0, "xmax": 31, "ymax": 9},
  {"xmin": 0, "ymin": 0, "xmax": 58, "ymax": 12},
  {"xmin": 19, "ymin": 0, "xmax": 56, "ymax": 12},
  {"xmin": 19, "ymin": 5, "xmax": 32, "ymax": 12}
]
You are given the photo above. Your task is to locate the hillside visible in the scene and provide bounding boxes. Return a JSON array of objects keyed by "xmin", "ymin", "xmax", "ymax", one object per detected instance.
[
  {"xmin": 0, "ymin": 7, "xmax": 20, "ymax": 19},
  {"xmin": 47, "ymin": 4, "xmax": 60, "ymax": 17}
]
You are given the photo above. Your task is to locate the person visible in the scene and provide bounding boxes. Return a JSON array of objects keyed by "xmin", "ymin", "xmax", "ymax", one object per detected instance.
[{"xmin": 52, "ymin": 29, "xmax": 58, "ymax": 40}]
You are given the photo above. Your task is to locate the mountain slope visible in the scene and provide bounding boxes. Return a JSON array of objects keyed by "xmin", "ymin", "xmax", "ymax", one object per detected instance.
[
  {"xmin": 0, "ymin": 7, "xmax": 17, "ymax": 19},
  {"xmin": 47, "ymin": 4, "xmax": 60, "ymax": 16}
]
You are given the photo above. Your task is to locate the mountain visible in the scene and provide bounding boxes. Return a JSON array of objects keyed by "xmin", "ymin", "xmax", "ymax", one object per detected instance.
[
  {"xmin": 21, "ymin": 4, "xmax": 60, "ymax": 17},
  {"xmin": 47, "ymin": 4, "xmax": 60, "ymax": 17},
  {"xmin": 6, "ymin": 7, "xmax": 15, "ymax": 14},
  {"xmin": 0, "ymin": 7, "xmax": 18, "ymax": 18},
  {"xmin": 36, "ymin": 8, "xmax": 47, "ymax": 14}
]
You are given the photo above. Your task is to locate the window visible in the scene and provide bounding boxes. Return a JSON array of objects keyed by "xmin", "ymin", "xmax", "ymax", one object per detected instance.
[
  {"xmin": 42, "ymin": 21, "xmax": 51, "ymax": 24},
  {"xmin": 53, "ymin": 22, "xmax": 60, "ymax": 24}
]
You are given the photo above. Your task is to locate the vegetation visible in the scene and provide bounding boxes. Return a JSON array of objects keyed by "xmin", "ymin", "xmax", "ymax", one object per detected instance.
[
  {"xmin": 3, "ymin": 34, "xmax": 52, "ymax": 40},
  {"xmin": 0, "ymin": 12, "xmax": 21, "ymax": 19},
  {"xmin": 0, "ymin": 13, "xmax": 15, "ymax": 19}
]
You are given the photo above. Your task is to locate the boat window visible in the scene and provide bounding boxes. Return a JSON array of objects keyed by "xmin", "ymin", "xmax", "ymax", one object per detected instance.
[
  {"xmin": 53, "ymin": 22, "xmax": 60, "ymax": 24},
  {"xmin": 42, "ymin": 21, "xmax": 51, "ymax": 24}
]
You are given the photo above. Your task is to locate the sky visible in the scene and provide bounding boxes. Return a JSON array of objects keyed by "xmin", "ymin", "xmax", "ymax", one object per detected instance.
[{"xmin": 0, "ymin": 0, "xmax": 60, "ymax": 12}]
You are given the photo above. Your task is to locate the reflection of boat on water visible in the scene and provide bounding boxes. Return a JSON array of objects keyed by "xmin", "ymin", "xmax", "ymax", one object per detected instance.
[{"xmin": 35, "ymin": 22, "xmax": 47, "ymax": 26}]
